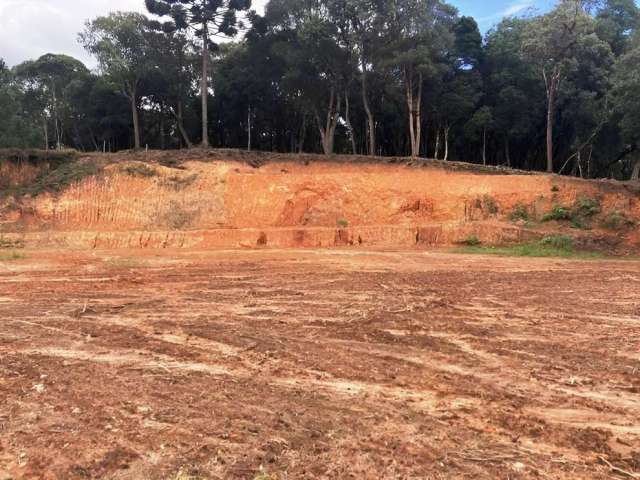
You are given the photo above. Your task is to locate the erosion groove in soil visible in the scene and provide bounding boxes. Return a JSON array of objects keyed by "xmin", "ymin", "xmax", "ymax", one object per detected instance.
[
  {"xmin": 1, "ymin": 150, "xmax": 638, "ymax": 251},
  {"xmin": 0, "ymin": 249, "xmax": 639, "ymax": 479}
]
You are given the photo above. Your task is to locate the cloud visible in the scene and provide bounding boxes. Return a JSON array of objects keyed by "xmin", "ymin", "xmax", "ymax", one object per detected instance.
[
  {"xmin": 0, "ymin": 0, "xmax": 267, "ymax": 67},
  {"xmin": 502, "ymin": 1, "xmax": 535, "ymax": 17}
]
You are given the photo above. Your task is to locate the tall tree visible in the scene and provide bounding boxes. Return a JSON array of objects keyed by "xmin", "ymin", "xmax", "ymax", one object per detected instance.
[
  {"xmin": 379, "ymin": 0, "xmax": 457, "ymax": 157},
  {"xmin": 145, "ymin": 0, "xmax": 252, "ymax": 148},
  {"xmin": 523, "ymin": 0, "xmax": 594, "ymax": 172},
  {"xmin": 80, "ymin": 13, "xmax": 154, "ymax": 150}
]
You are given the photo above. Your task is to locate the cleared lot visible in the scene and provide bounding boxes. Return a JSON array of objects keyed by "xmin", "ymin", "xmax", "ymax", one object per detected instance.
[{"xmin": 1, "ymin": 249, "xmax": 639, "ymax": 479}]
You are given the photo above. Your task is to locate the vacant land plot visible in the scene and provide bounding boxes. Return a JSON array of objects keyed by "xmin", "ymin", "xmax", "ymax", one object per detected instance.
[{"xmin": 1, "ymin": 249, "xmax": 639, "ymax": 479}]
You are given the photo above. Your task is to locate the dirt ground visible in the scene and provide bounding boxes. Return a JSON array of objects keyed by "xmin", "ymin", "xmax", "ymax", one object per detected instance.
[{"xmin": 1, "ymin": 249, "xmax": 639, "ymax": 479}]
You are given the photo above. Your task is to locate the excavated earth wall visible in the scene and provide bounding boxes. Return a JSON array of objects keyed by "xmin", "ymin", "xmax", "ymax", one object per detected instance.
[{"xmin": 1, "ymin": 151, "xmax": 639, "ymax": 251}]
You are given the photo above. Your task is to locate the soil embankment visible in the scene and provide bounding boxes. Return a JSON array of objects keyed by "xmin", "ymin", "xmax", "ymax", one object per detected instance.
[{"xmin": 1, "ymin": 149, "xmax": 638, "ymax": 251}]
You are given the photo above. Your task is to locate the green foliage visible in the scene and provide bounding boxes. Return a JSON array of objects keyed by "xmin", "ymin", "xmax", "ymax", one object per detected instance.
[
  {"xmin": 461, "ymin": 234, "xmax": 481, "ymax": 246},
  {"xmin": 336, "ymin": 218, "xmax": 349, "ymax": 228},
  {"xmin": 509, "ymin": 202, "xmax": 530, "ymax": 221},
  {"xmin": 542, "ymin": 205, "xmax": 573, "ymax": 222},
  {"xmin": 0, "ymin": 251, "xmax": 27, "ymax": 261},
  {"xmin": 482, "ymin": 195, "xmax": 499, "ymax": 214},
  {"xmin": 601, "ymin": 211, "xmax": 635, "ymax": 230},
  {"xmin": 539, "ymin": 234, "xmax": 574, "ymax": 250},
  {"xmin": 573, "ymin": 195, "xmax": 601, "ymax": 218},
  {"xmin": 453, "ymin": 235, "xmax": 604, "ymax": 259},
  {"xmin": 551, "ymin": 185, "xmax": 560, "ymax": 192}
]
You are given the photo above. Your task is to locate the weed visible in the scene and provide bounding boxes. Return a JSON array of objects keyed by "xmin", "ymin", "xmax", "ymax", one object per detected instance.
[
  {"xmin": 451, "ymin": 233, "xmax": 606, "ymax": 259},
  {"xmin": 542, "ymin": 205, "xmax": 572, "ymax": 222},
  {"xmin": 461, "ymin": 234, "xmax": 481, "ymax": 246},
  {"xmin": 539, "ymin": 234, "xmax": 574, "ymax": 250},
  {"xmin": 482, "ymin": 194, "xmax": 499, "ymax": 215},
  {"xmin": 122, "ymin": 163, "xmax": 157, "ymax": 178},
  {"xmin": 160, "ymin": 174, "xmax": 198, "ymax": 191},
  {"xmin": 509, "ymin": 202, "xmax": 529, "ymax": 222},
  {"xmin": 551, "ymin": 185, "xmax": 560, "ymax": 192},
  {"xmin": 573, "ymin": 196, "xmax": 601, "ymax": 218},
  {"xmin": 160, "ymin": 201, "xmax": 195, "ymax": 230},
  {"xmin": 601, "ymin": 211, "xmax": 634, "ymax": 231},
  {"xmin": 0, "ymin": 251, "xmax": 26, "ymax": 261},
  {"xmin": 337, "ymin": 218, "xmax": 349, "ymax": 228},
  {"xmin": 14, "ymin": 160, "xmax": 101, "ymax": 198}
]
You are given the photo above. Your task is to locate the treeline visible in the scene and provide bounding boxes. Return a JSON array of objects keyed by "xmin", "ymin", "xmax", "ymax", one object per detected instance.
[{"xmin": 0, "ymin": 0, "xmax": 639, "ymax": 179}]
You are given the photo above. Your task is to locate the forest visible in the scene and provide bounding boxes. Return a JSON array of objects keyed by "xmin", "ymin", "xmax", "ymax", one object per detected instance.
[{"xmin": 0, "ymin": 0, "xmax": 639, "ymax": 180}]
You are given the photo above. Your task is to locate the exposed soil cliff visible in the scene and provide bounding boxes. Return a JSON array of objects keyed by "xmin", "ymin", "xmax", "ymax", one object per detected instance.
[{"xmin": 1, "ymin": 149, "xmax": 638, "ymax": 251}]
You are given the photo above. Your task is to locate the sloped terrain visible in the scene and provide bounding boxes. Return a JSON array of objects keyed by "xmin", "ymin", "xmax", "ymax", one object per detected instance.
[{"xmin": 1, "ymin": 149, "xmax": 638, "ymax": 252}]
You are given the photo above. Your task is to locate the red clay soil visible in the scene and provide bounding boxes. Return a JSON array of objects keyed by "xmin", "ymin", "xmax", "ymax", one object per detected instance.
[
  {"xmin": 1, "ymin": 249, "xmax": 640, "ymax": 479},
  {"xmin": 1, "ymin": 150, "xmax": 639, "ymax": 251}
]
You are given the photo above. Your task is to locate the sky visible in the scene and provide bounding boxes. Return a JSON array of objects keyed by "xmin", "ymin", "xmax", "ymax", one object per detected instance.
[{"xmin": 1, "ymin": 0, "xmax": 557, "ymax": 68}]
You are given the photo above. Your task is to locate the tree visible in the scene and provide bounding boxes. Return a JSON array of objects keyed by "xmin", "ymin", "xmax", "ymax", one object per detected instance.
[
  {"xmin": 13, "ymin": 54, "xmax": 89, "ymax": 150},
  {"xmin": 145, "ymin": 0, "xmax": 252, "ymax": 148},
  {"xmin": 80, "ymin": 13, "xmax": 154, "ymax": 150},
  {"xmin": 611, "ymin": 35, "xmax": 640, "ymax": 179},
  {"xmin": 379, "ymin": 0, "xmax": 457, "ymax": 157},
  {"xmin": 523, "ymin": 0, "xmax": 595, "ymax": 172}
]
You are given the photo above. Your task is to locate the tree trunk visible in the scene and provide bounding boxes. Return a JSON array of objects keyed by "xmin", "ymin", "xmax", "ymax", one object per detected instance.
[
  {"xmin": 201, "ymin": 24, "xmax": 210, "ymax": 148},
  {"xmin": 298, "ymin": 114, "xmax": 306, "ymax": 154},
  {"xmin": 543, "ymin": 66, "xmax": 561, "ymax": 173},
  {"xmin": 43, "ymin": 117, "xmax": 49, "ymax": 151},
  {"xmin": 130, "ymin": 88, "xmax": 141, "ymax": 150},
  {"xmin": 504, "ymin": 136, "xmax": 511, "ymax": 167},
  {"xmin": 315, "ymin": 86, "xmax": 341, "ymax": 155},
  {"xmin": 482, "ymin": 126, "xmax": 487, "ymax": 166},
  {"xmin": 631, "ymin": 160, "xmax": 640, "ymax": 181},
  {"xmin": 176, "ymin": 101, "xmax": 193, "ymax": 149},
  {"xmin": 361, "ymin": 56, "xmax": 375, "ymax": 156},
  {"xmin": 434, "ymin": 127, "xmax": 440, "ymax": 160},
  {"xmin": 444, "ymin": 125, "xmax": 450, "ymax": 161},
  {"xmin": 405, "ymin": 67, "xmax": 422, "ymax": 158},
  {"xmin": 247, "ymin": 105, "xmax": 252, "ymax": 151},
  {"xmin": 344, "ymin": 93, "xmax": 357, "ymax": 155}
]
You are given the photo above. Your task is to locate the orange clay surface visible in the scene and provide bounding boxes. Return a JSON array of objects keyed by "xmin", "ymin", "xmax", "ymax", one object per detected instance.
[
  {"xmin": 0, "ymin": 248, "xmax": 639, "ymax": 479},
  {"xmin": 1, "ymin": 151, "xmax": 639, "ymax": 251}
]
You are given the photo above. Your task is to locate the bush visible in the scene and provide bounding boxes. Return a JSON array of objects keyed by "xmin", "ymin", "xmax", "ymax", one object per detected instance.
[
  {"xmin": 160, "ymin": 174, "xmax": 198, "ymax": 191},
  {"xmin": 337, "ymin": 218, "xmax": 349, "ymax": 228},
  {"xmin": 539, "ymin": 234, "xmax": 574, "ymax": 251},
  {"xmin": 461, "ymin": 235, "xmax": 481, "ymax": 246},
  {"xmin": 121, "ymin": 163, "xmax": 157, "ymax": 178},
  {"xmin": 482, "ymin": 195, "xmax": 499, "ymax": 215},
  {"xmin": 542, "ymin": 205, "xmax": 572, "ymax": 222},
  {"xmin": 551, "ymin": 185, "xmax": 560, "ymax": 192},
  {"xmin": 601, "ymin": 211, "xmax": 634, "ymax": 231},
  {"xmin": 509, "ymin": 202, "xmax": 529, "ymax": 222},
  {"xmin": 574, "ymin": 196, "xmax": 601, "ymax": 218}
]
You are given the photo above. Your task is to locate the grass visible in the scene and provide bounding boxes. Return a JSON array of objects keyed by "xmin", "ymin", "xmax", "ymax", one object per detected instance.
[
  {"xmin": 509, "ymin": 202, "xmax": 530, "ymax": 222},
  {"xmin": 452, "ymin": 235, "xmax": 604, "ymax": 259},
  {"xmin": 0, "ymin": 251, "xmax": 27, "ymax": 261},
  {"xmin": 160, "ymin": 173, "xmax": 199, "ymax": 191},
  {"xmin": 121, "ymin": 163, "xmax": 157, "ymax": 178},
  {"xmin": 460, "ymin": 234, "xmax": 481, "ymax": 246}
]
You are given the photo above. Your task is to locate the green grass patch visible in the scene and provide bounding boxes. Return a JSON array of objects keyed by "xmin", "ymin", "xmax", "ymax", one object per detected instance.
[
  {"xmin": 460, "ymin": 234, "xmax": 481, "ymax": 246},
  {"xmin": 0, "ymin": 251, "xmax": 27, "ymax": 261},
  {"xmin": 451, "ymin": 235, "xmax": 603, "ymax": 259}
]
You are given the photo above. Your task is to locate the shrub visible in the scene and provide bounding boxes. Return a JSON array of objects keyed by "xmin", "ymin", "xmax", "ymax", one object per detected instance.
[
  {"xmin": 551, "ymin": 185, "xmax": 560, "ymax": 192},
  {"xmin": 122, "ymin": 163, "xmax": 157, "ymax": 178},
  {"xmin": 482, "ymin": 194, "xmax": 499, "ymax": 215},
  {"xmin": 509, "ymin": 202, "xmax": 529, "ymax": 222},
  {"xmin": 462, "ymin": 235, "xmax": 481, "ymax": 246},
  {"xmin": 337, "ymin": 218, "xmax": 349, "ymax": 228},
  {"xmin": 573, "ymin": 196, "xmax": 600, "ymax": 218},
  {"xmin": 542, "ymin": 205, "xmax": 572, "ymax": 222},
  {"xmin": 160, "ymin": 174, "xmax": 198, "ymax": 191},
  {"xmin": 540, "ymin": 234, "xmax": 574, "ymax": 251},
  {"xmin": 601, "ymin": 211, "xmax": 634, "ymax": 231}
]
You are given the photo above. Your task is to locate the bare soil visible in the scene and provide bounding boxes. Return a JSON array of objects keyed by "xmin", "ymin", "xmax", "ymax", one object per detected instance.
[{"xmin": 1, "ymin": 249, "xmax": 639, "ymax": 479}]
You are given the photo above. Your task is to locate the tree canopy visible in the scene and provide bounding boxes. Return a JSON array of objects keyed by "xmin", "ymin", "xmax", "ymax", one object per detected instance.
[{"xmin": 1, "ymin": 0, "xmax": 639, "ymax": 180}]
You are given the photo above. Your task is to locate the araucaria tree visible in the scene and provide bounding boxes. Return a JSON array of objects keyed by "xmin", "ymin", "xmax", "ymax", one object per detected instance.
[{"xmin": 145, "ymin": 0, "xmax": 252, "ymax": 148}]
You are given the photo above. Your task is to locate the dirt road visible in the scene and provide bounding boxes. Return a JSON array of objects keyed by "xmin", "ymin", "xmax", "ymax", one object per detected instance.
[{"xmin": 1, "ymin": 249, "xmax": 639, "ymax": 479}]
